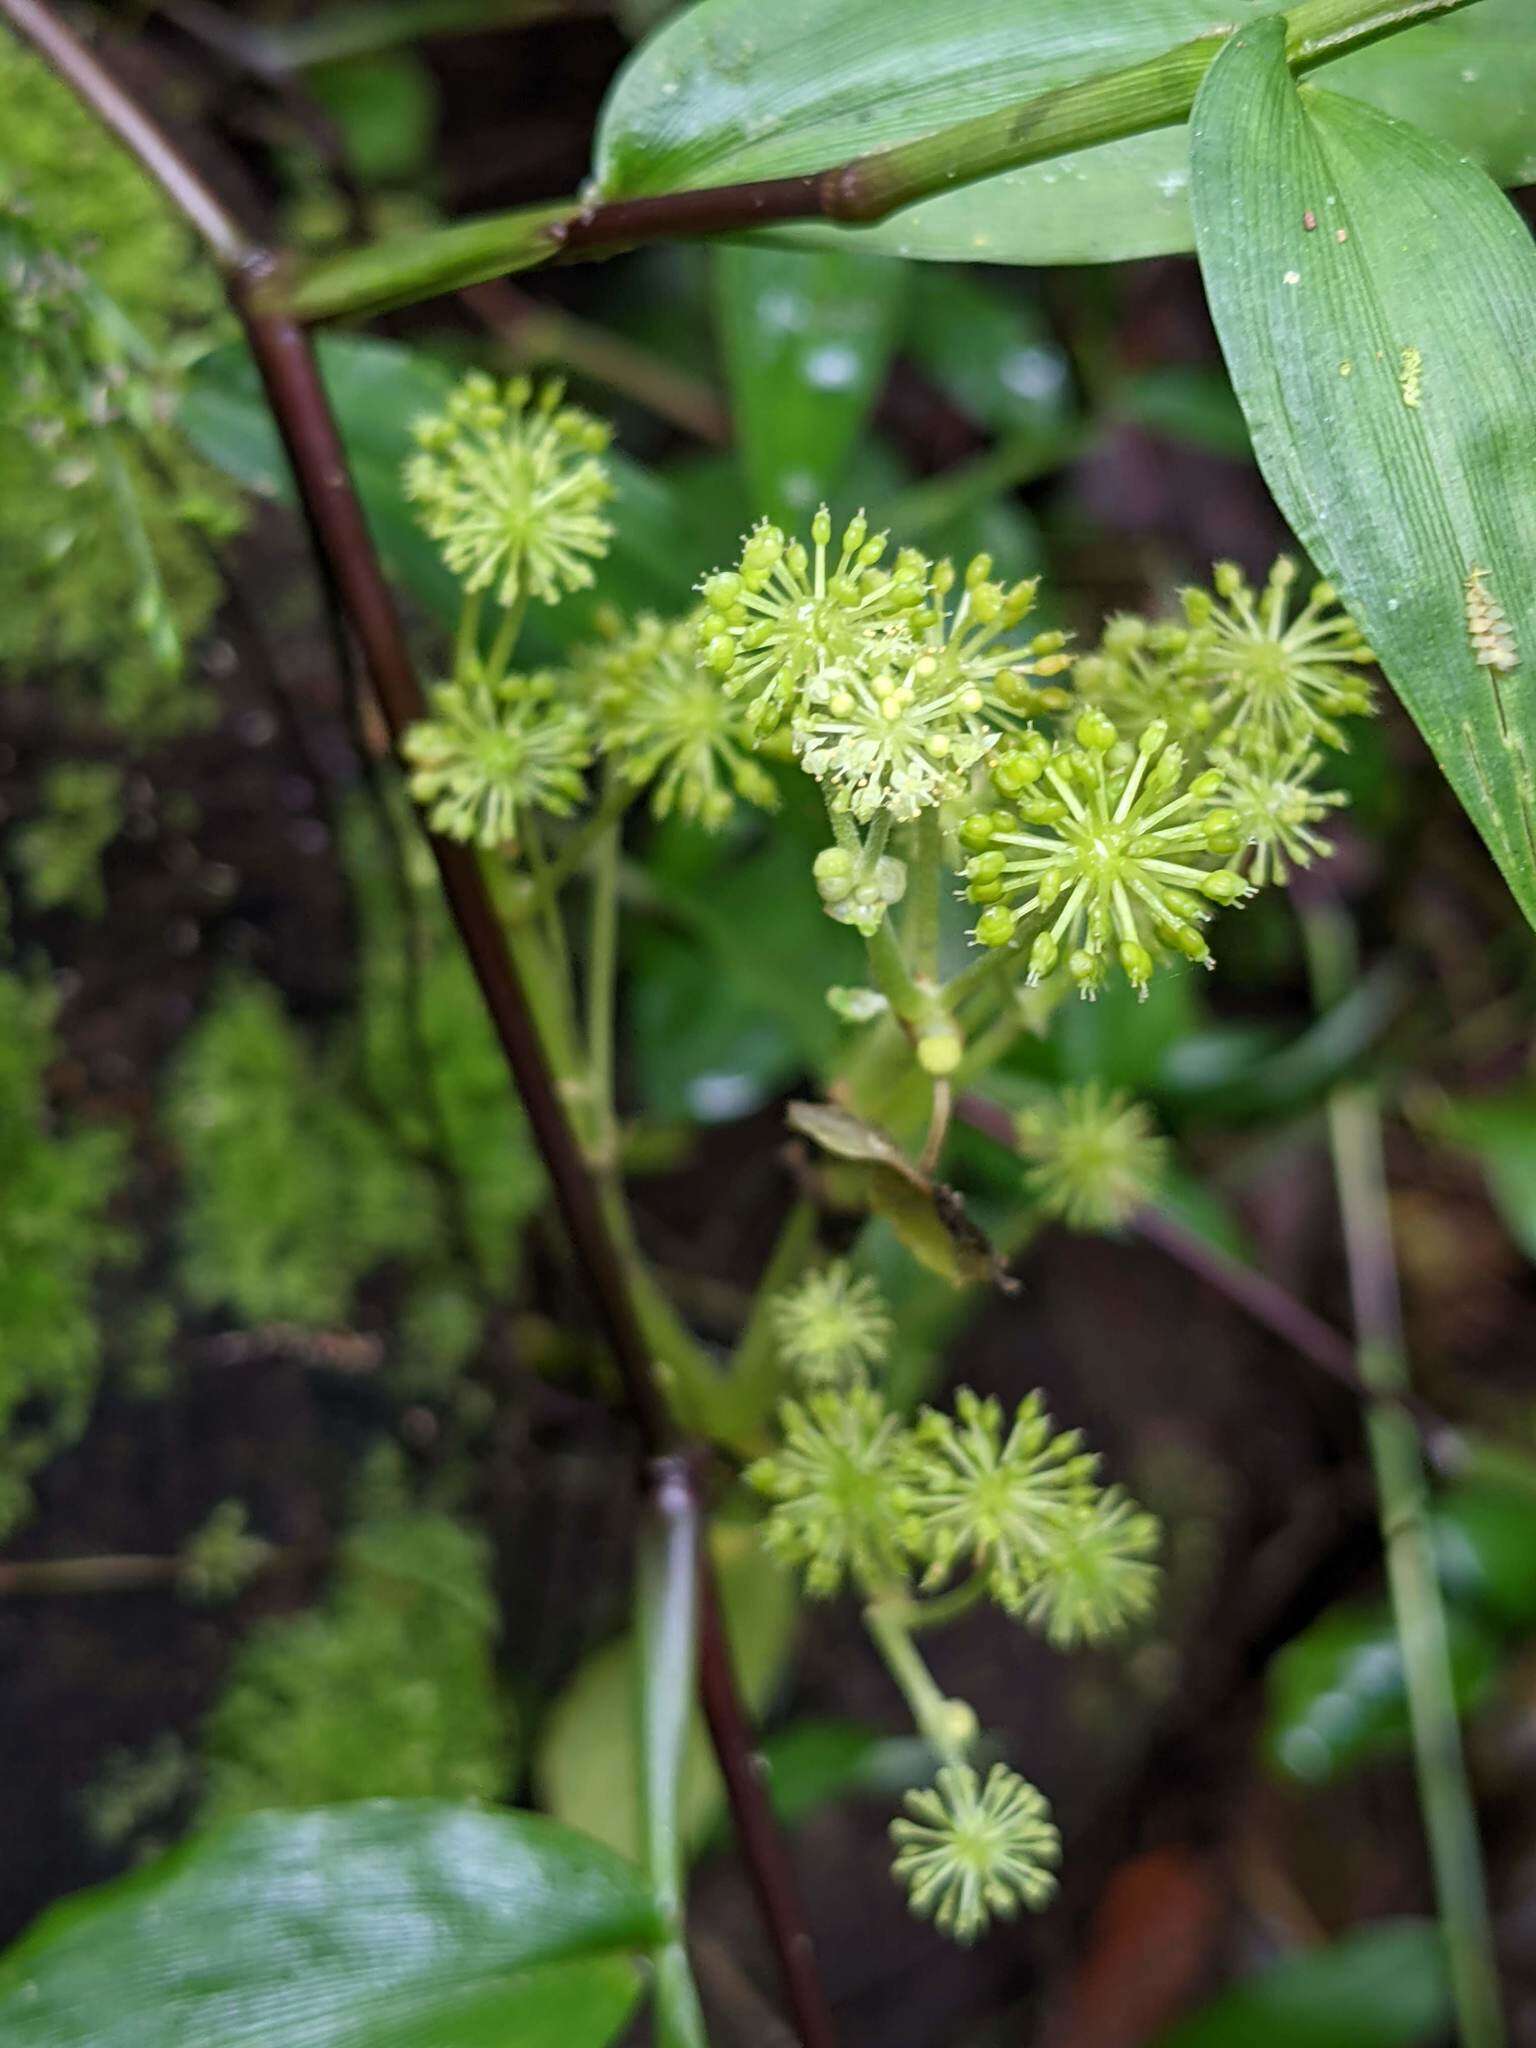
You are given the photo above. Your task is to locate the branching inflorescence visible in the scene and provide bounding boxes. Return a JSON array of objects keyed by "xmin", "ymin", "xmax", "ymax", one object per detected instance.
[{"xmin": 395, "ymin": 371, "xmax": 1379, "ymax": 1944}]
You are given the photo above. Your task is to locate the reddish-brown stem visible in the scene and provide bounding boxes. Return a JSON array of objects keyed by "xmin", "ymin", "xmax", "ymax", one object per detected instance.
[
  {"xmin": 231, "ymin": 277, "xmax": 836, "ymax": 2044},
  {"xmin": 698, "ymin": 1559, "xmax": 835, "ymax": 2048},
  {"xmin": 4, "ymin": 5, "xmax": 835, "ymax": 2036},
  {"xmin": 0, "ymin": 1554, "xmax": 179, "ymax": 1597}
]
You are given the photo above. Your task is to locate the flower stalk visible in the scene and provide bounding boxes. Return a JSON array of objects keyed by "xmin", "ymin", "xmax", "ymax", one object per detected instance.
[{"xmin": 1305, "ymin": 900, "xmax": 1505, "ymax": 2048}]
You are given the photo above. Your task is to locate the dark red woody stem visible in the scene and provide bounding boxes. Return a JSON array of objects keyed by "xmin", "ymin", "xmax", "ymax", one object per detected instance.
[{"xmin": 2, "ymin": 4, "xmax": 836, "ymax": 2037}]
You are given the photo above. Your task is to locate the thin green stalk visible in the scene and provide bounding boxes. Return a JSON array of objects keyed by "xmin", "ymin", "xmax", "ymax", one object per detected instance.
[
  {"xmin": 586, "ymin": 792, "xmax": 622, "ymax": 1171},
  {"xmin": 865, "ymin": 1594, "xmax": 975, "ymax": 1761},
  {"xmin": 529, "ymin": 780, "xmax": 634, "ymax": 909},
  {"xmin": 636, "ymin": 1459, "xmax": 711, "ymax": 2048},
  {"xmin": 484, "ymin": 590, "xmax": 528, "ymax": 682},
  {"xmin": 867, "ymin": 915, "xmax": 929, "ymax": 1030},
  {"xmin": 1305, "ymin": 902, "xmax": 1505, "ymax": 2048},
  {"xmin": 453, "ymin": 591, "xmax": 482, "ymax": 675},
  {"xmin": 521, "ymin": 812, "xmax": 574, "ymax": 998},
  {"xmin": 904, "ymin": 810, "xmax": 944, "ymax": 987},
  {"xmin": 902, "ymin": 1577, "xmax": 988, "ymax": 1634}
]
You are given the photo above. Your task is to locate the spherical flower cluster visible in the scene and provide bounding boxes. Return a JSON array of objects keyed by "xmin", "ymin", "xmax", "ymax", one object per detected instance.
[
  {"xmin": 902, "ymin": 1388, "xmax": 1099, "ymax": 1612},
  {"xmin": 961, "ymin": 711, "xmax": 1249, "ymax": 998},
  {"xmin": 1213, "ymin": 743, "xmax": 1346, "ymax": 887},
  {"xmin": 795, "ymin": 650, "xmax": 997, "ymax": 823},
  {"xmin": 402, "ymin": 663, "xmax": 591, "ymax": 847},
  {"xmin": 1015, "ymin": 1083, "xmax": 1168, "ymax": 1231},
  {"xmin": 1072, "ymin": 613, "xmax": 1211, "ymax": 744},
  {"xmin": 405, "ymin": 373, "xmax": 614, "ymax": 609},
  {"xmin": 746, "ymin": 1386, "xmax": 913, "ymax": 1597},
  {"xmin": 699, "ymin": 513, "xmax": 1075, "ymax": 832},
  {"xmin": 591, "ymin": 609, "xmax": 777, "ymax": 830},
  {"xmin": 698, "ymin": 507, "xmax": 927, "ymax": 731},
  {"xmin": 890, "ymin": 1763, "xmax": 1061, "ymax": 1942},
  {"xmin": 770, "ymin": 1261, "xmax": 892, "ymax": 1385},
  {"xmin": 1012, "ymin": 1486, "xmax": 1161, "ymax": 1649},
  {"xmin": 1180, "ymin": 556, "xmax": 1375, "ymax": 757}
]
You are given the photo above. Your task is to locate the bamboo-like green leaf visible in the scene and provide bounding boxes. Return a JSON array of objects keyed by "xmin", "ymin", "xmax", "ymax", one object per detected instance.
[
  {"xmin": 0, "ymin": 1802, "xmax": 660, "ymax": 2048},
  {"xmin": 595, "ymin": 0, "xmax": 1536, "ymax": 268},
  {"xmin": 714, "ymin": 244, "xmax": 907, "ymax": 524},
  {"xmin": 1191, "ymin": 18, "xmax": 1536, "ymax": 929}
]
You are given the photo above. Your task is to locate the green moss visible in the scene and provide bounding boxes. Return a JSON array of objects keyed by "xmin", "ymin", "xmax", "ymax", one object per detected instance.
[
  {"xmin": 0, "ymin": 971, "xmax": 128, "ymax": 1534},
  {"xmin": 13, "ymin": 762, "xmax": 124, "ymax": 916},
  {"xmin": 198, "ymin": 1509, "xmax": 513, "ymax": 1817},
  {"xmin": 0, "ymin": 35, "xmax": 240, "ymax": 737},
  {"xmin": 164, "ymin": 977, "xmax": 428, "ymax": 1328}
]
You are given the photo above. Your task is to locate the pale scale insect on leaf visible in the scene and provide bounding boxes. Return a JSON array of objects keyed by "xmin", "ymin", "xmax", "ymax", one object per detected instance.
[{"xmin": 1463, "ymin": 566, "xmax": 1519, "ymax": 675}]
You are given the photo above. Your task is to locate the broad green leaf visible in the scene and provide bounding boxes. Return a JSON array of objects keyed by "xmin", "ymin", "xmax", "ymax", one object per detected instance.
[
  {"xmin": 905, "ymin": 271, "xmax": 1073, "ymax": 443},
  {"xmin": 1191, "ymin": 22, "xmax": 1536, "ymax": 930},
  {"xmin": 536, "ymin": 1524, "xmax": 796, "ymax": 1861},
  {"xmin": 1437, "ymin": 1087, "xmax": 1536, "ymax": 1261},
  {"xmin": 0, "ymin": 1801, "xmax": 659, "ymax": 2048},
  {"xmin": 595, "ymin": 0, "xmax": 1536, "ymax": 268},
  {"xmin": 1155, "ymin": 1921, "xmax": 1448, "ymax": 2048},
  {"xmin": 1264, "ymin": 1600, "xmax": 1499, "ymax": 1785},
  {"xmin": 750, "ymin": 1720, "xmax": 933, "ymax": 1831},
  {"xmin": 181, "ymin": 338, "xmax": 704, "ymax": 646},
  {"xmin": 714, "ymin": 244, "xmax": 907, "ymax": 523},
  {"xmin": 1432, "ymin": 1483, "xmax": 1536, "ymax": 1635},
  {"xmin": 308, "ymin": 52, "xmax": 440, "ymax": 184}
]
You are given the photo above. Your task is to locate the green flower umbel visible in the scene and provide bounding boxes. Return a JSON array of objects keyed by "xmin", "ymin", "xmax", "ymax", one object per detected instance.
[
  {"xmin": 962, "ymin": 711, "xmax": 1248, "ymax": 997},
  {"xmin": 405, "ymin": 373, "xmax": 614, "ymax": 608},
  {"xmin": 891, "ymin": 1763, "xmax": 1060, "ymax": 1941},
  {"xmin": 746, "ymin": 1386, "xmax": 912, "ymax": 1597},
  {"xmin": 903, "ymin": 1388, "xmax": 1098, "ymax": 1612},
  {"xmin": 770, "ymin": 1262, "xmax": 892, "ymax": 1386},
  {"xmin": 403, "ymin": 665, "xmax": 591, "ymax": 847},
  {"xmin": 592, "ymin": 609, "xmax": 777, "ymax": 830},
  {"xmin": 794, "ymin": 646, "xmax": 997, "ymax": 822},
  {"xmin": 699, "ymin": 506, "xmax": 927, "ymax": 730},
  {"xmin": 1214, "ymin": 744, "xmax": 1346, "ymax": 887},
  {"xmin": 1015, "ymin": 1083, "xmax": 1167, "ymax": 1232},
  {"xmin": 1072, "ymin": 612, "xmax": 1211, "ymax": 744},
  {"xmin": 1181, "ymin": 557, "xmax": 1374, "ymax": 757},
  {"xmin": 1016, "ymin": 1487, "xmax": 1161, "ymax": 1649}
]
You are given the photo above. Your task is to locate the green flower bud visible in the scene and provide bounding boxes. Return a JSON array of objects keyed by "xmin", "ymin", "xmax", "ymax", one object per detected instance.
[
  {"xmin": 1074, "ymin": 708, "xmax": 1118, "ymax": 752},
  {"xmin": 1027, "ymin": 931, "xmax": 1059, "ymax": 980},
  {"xmin": 1200, "ymin": 869, "xmax": 1248, "ymax": 904},
  {"xmin": 975, "ymin": 904, "xmax": 1018, "ymax": 948},
  {"xmin": 918, "ymin": 1030, "xmax": 963, "ymax": 1077}
]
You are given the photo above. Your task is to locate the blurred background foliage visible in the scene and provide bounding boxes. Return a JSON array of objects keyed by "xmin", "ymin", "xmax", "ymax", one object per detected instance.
[{"xmin": 4, "ymin": 2, "xmax": 1536, "ymax": 2043}]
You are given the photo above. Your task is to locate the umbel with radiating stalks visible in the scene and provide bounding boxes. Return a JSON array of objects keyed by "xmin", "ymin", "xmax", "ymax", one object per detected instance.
[{"xmin": 399, "ymin": 369, "xmax": 1380, "ymax": 1940}]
